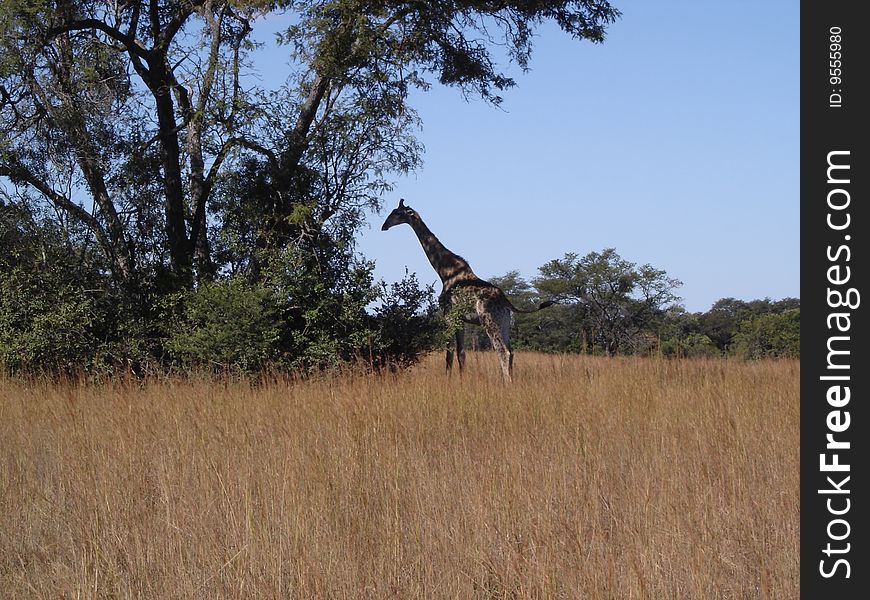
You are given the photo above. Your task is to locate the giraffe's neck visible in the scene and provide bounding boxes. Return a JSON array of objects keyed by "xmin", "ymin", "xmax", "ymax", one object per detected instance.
[{"xmin": 408, "ymin": 216, "xmax": 476, "ymax": 289}]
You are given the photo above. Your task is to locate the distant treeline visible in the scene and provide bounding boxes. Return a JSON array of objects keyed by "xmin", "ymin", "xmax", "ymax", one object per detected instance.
[
  {"xmin": 466, "ymin": 251, "xmax": 799, "ymax": 360},
  {"xmin": 483, "ymin": 291, "xmax": 800, "ymax": 360}
]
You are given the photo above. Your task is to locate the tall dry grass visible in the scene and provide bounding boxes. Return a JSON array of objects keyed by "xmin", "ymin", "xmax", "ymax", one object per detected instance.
[{"xmin": 0, "ymin": 352, "xmax": 798, "ymax": 599}]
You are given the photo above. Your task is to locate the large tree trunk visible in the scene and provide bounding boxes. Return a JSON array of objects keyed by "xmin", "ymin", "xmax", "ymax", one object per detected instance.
[
  {"xmin": 283, "ymin": 74, "xmax": 330, "ymax": 174},
  {"xmin": 148, "ymin": 57, "xmax": 193, "ymax": 284}
]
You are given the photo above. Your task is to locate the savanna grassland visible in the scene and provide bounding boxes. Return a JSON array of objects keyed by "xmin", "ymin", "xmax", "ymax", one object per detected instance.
[{"xmin": 0, "ymin": 353, "xmax": 798, "ymax": 599}]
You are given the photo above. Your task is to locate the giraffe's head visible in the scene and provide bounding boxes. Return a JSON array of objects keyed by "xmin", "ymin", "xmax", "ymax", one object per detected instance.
[{"xmin": 381, "ymin": 198, "xmax": 418, "ymax": 231}]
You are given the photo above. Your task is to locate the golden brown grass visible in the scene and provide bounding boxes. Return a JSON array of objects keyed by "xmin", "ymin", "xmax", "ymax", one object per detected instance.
[{"xmin": 0, "ymin": 352, "xmax": 798, "ymax": 599}]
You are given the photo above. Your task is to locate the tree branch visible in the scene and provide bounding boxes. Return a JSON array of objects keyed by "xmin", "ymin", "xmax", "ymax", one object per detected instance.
[
  {"xmin": 157, "ymin": 0, "xmax": 207, "ymax": 50},
  {"xmin": 187, "ymin": 137, "xmax": 277, "ymax": 248},
  {"xmin": 282, "ymin": 73, "xmax": 331, "ymax": 170},
  {"xmin": 46, "ymin": 19, "xmax": 152, "ymax": 60},
  {"xmin": 1, "ymin": 162, "xmax": 116, "ymax": 260}
]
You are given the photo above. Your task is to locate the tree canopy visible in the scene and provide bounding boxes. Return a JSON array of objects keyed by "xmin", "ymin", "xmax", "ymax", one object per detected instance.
[
  {"xmin": 534, "ymin": 249, "xmax": 682, "ymax": 355},
  {"xmin": 1, "ymin": 0, "xmax": 620, "ymax": 286}
]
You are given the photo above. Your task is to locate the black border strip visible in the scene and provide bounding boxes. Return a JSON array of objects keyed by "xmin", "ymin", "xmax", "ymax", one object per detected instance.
[{"xmin": 801, "ymin": 2, "xmax": 868, "ymax": 595}]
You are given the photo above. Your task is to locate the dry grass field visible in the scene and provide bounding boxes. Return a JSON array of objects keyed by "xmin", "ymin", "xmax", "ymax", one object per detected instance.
[{"xmin": 0, "ymin": 352, "xmax": 798, "ymax": 599}]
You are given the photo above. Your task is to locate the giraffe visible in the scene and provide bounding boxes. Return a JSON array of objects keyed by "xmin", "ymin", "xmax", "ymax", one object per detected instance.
[{"xmin": 381, "ymin": 199, "xmax": 553, "ymax": 381}]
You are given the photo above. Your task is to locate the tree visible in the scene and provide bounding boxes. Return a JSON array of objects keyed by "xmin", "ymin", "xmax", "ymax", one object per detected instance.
[
  {"xmin": 534, "ymin": 248, "xmax": 681, "ymax": 355},
  {"xmin": 2, "ymin": 0, "xmax": 619, "ymax": 287},
  {"xmin": 698, "ymin": 297, "xmax": 800, "ymax": 353},
  {"xmin": 1, "ymin": 0, "xmax": 276, "ymax": 285}
]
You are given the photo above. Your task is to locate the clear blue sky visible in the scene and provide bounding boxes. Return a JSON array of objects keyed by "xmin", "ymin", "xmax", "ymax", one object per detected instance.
[{"xmin": 259, "ymin": 0, "xmax": 799, "ymax": 313}]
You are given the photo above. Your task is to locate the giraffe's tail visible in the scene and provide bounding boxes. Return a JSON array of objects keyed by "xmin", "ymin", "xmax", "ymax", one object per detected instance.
[{"xmin": 507, "ymin": 299, "xmax": 556, "ymax": 314}]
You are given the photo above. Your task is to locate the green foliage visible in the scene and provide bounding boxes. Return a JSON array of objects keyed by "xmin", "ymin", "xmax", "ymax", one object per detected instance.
[
  {"xmin": 368, "ymin": 272, "xmax": 444, "ymax": 369},
  {"xmin": 286, "ymin": 1, "xmax": 621, "ymax": 105},
  {"xmin": 512, "ymin": 304, "xmax": 589, "ymax": 354},
  {"xmin": 482, "ymin": 256, "xmax": 799, "ymax": 360},
  {"xmin": 731, "ymin": 308, "xmax": 800, "ymax": 359},
  {"xmin": 159, "ymin": 257, "xmax": 443, "ymax": 374},
  {"xmin": 1, "ymin": 202, "xmax": 110, "ymax": 375},
  {"xmin": 442, "ymin": 286, "xmax": 477, "ymax": 333},
  {"xmin": 275, "ymin": 257, "xmax": 380, "ymax": 372},
  {"xmin": 0, "ymin": 266, "xmax": 169, "ymax": 376},
  {"xmin": 164, "ymin": 278, "xmax": 283, "ymax": 374},
  {"xmin": 655, "ymin": 299, "xmax": 800, "ymax": 359},
  {"xmin": 533, "ymin": 248, "xmax": 682, "ymax": 355},
  {"xmin": 698, "ymin": 297, "xmax": 800, "ymax": 353},
  {"xmin": 488, "ymin": 271, "xmax": 535, "ymax": 307},
  {"xmin": 660, "ymin": 333, "xmax": 720, "ymax": 358},
  {"xmin": 0, "ymin": 266, "xmax": 97, "ymax": 375}
]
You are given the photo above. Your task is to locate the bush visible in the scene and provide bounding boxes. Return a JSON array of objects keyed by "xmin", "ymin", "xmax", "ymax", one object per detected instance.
[
  {"xmin": 258, "ymin": 249, "xmax": 381, "ymax": 372},
  {"xmin": 163, "ymin": 260, "xmax": 443, "ymax": 375},
  {"xmin": 731, "ymin": 309, "xmax": 800, "ymax": 359},
  {"xmin": 0, "ymin": 240, "xmax": 443, "ymax": 377},
  {"xmin": 368, "ymin": 272, "xmax": 444, "ymax": 369},
  {"xmin": 0, "ymin": 267, "xmax": 98, "ymax": 375},
  {"xmin": 659, "ymin": 332, "xmax": 720, "ymax": 358},
  {"xmin": 164, "ymin": 278, "xmax": 283, "ymax": 374}
]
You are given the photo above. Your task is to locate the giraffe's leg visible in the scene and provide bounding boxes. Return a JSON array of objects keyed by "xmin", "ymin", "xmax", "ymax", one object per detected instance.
[
  {"xmin": 479, "ymin": 303, "xmax": 512, "ymax": 383},
  {"xmin": 498, "ymin": 310, "xmax": 514, "ymax": 378},
  {"xmin": 492, "ymin": 334, "xmax": 512, "ymax": 383},
  {"xmin": 455, "ymin": 328, "xmax": 466, "ymax": 372},
  {"xmin": 441, "ymin": 293, "xmax": 453, "ymax": 374}
]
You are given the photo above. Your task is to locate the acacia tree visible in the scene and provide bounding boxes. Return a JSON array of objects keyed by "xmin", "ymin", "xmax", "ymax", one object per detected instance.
[{"xmin": 534, "ymin": 248, "xmax": 681, "ymax": 355}]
